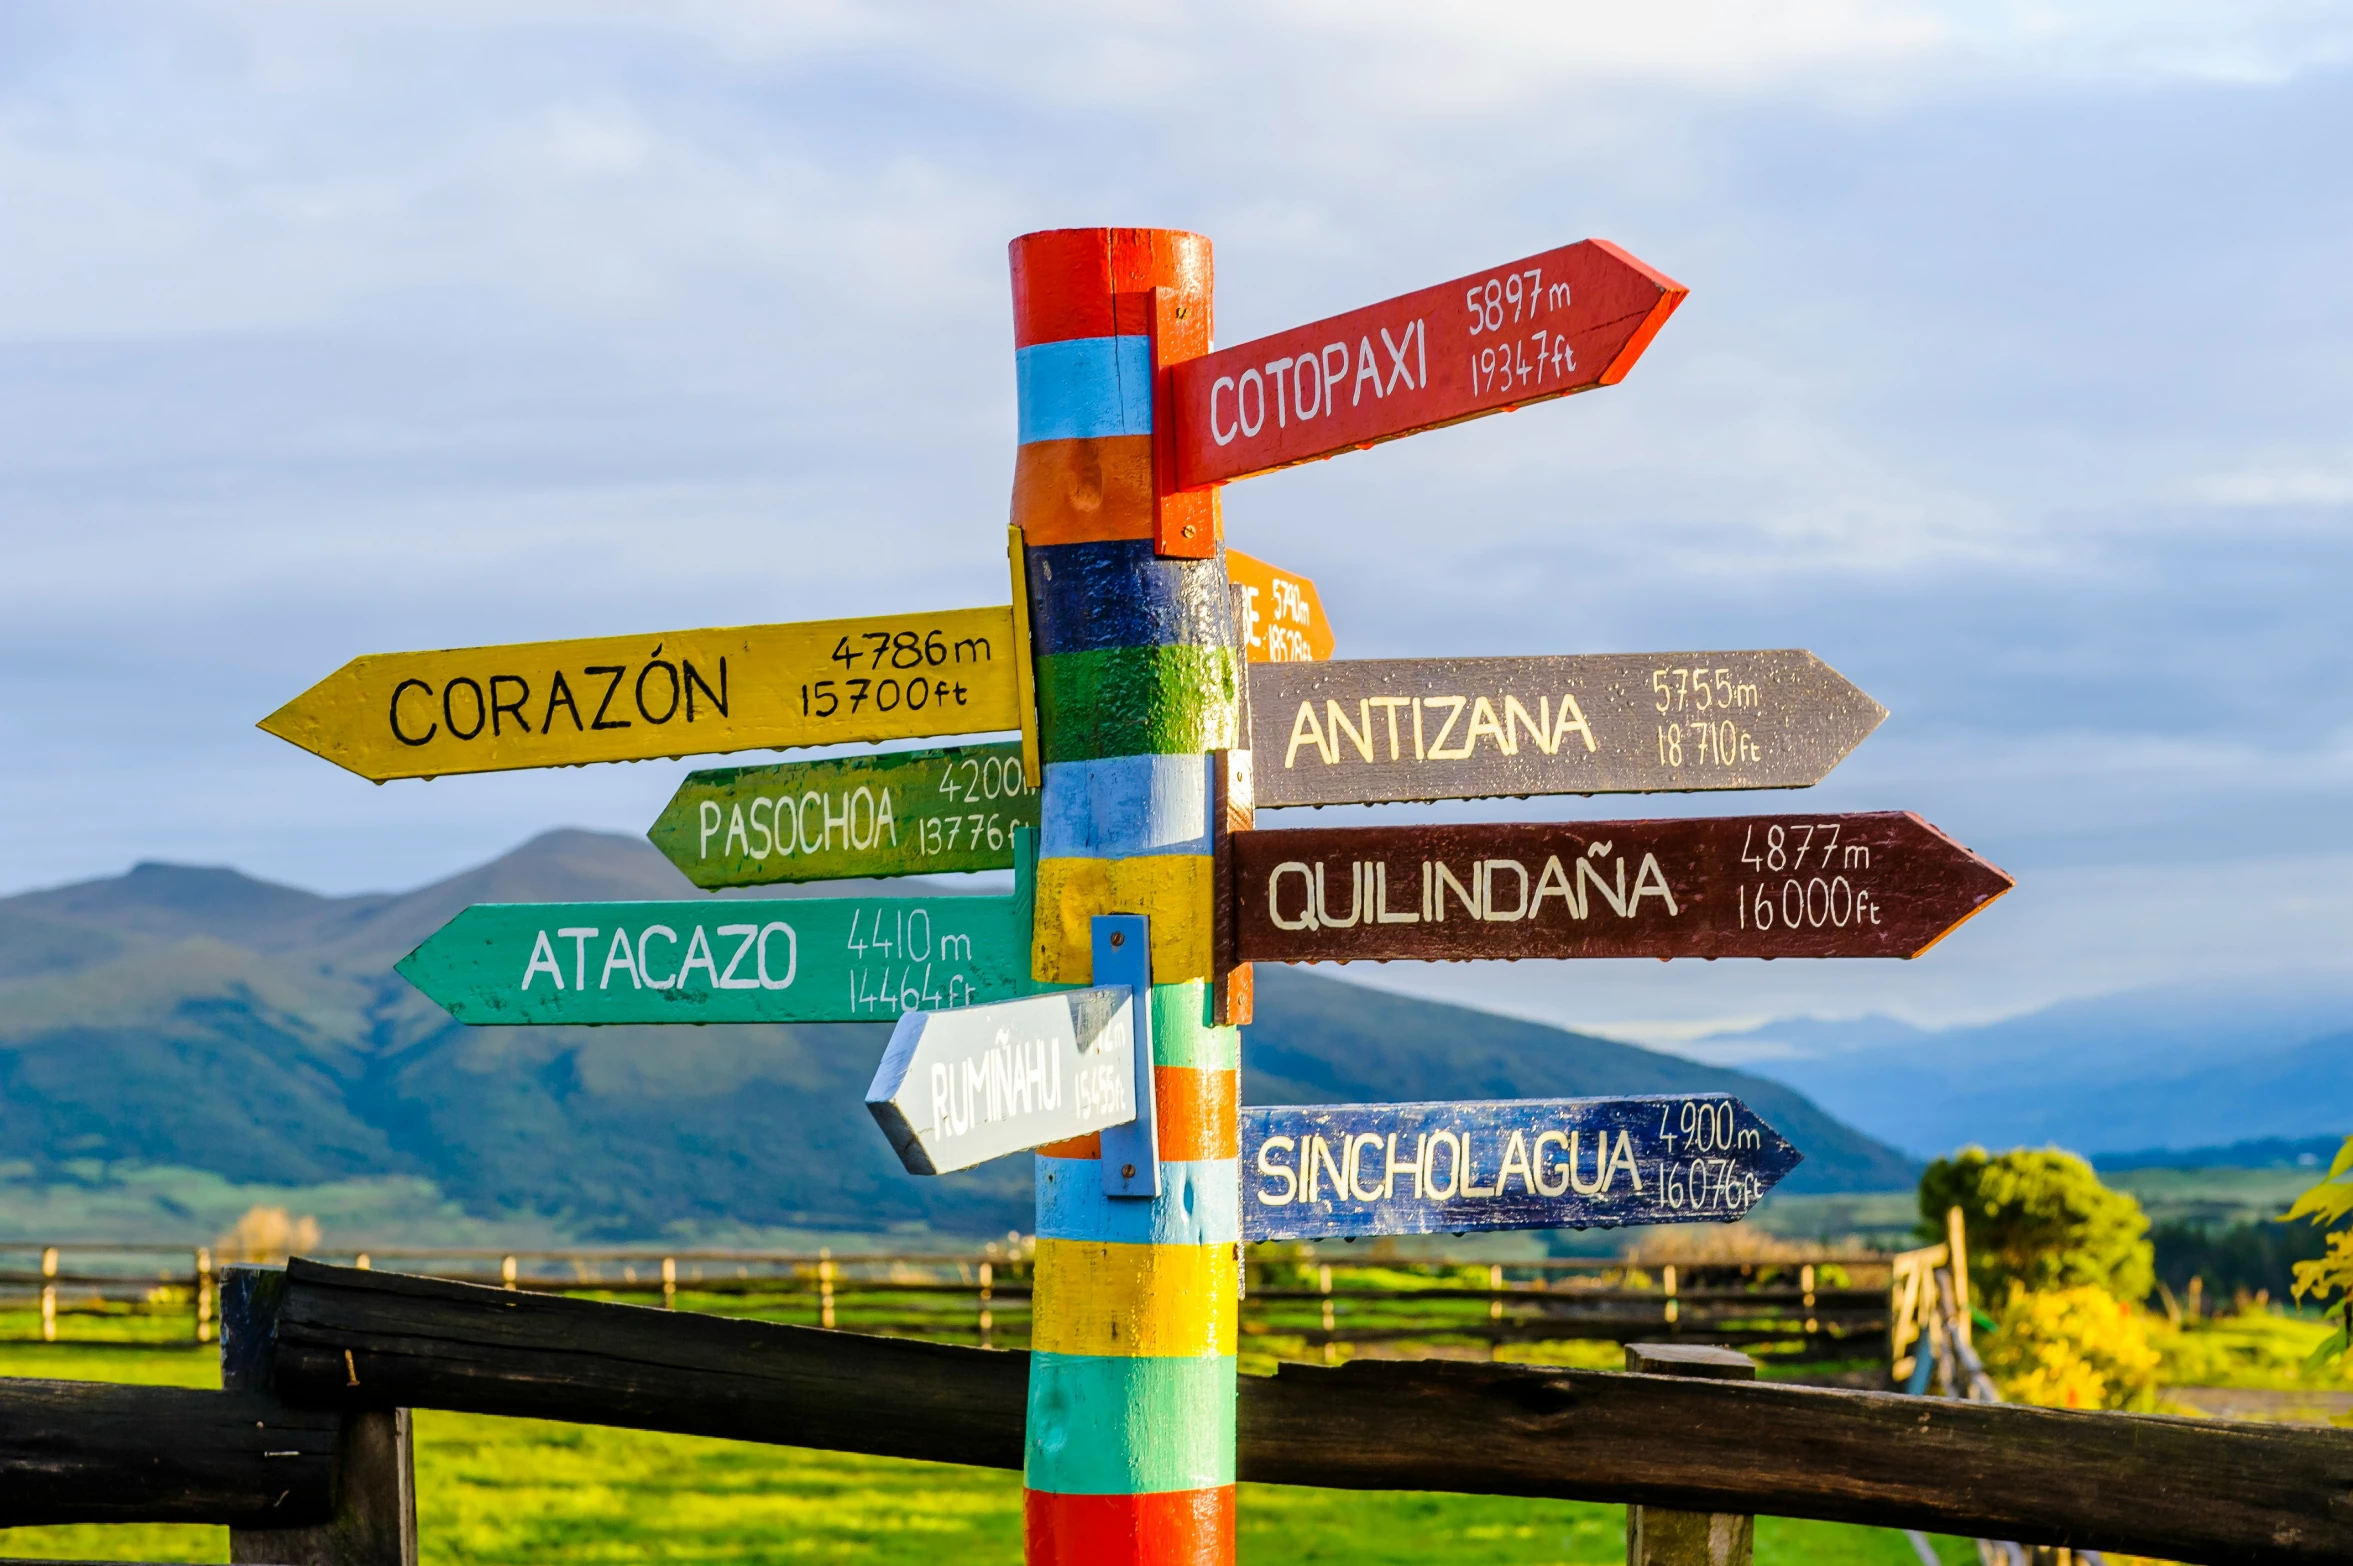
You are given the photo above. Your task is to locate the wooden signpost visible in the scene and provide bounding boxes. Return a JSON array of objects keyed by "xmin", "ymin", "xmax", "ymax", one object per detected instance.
[
  {"xmin": 1232, "ymin": 812, "xmax": 2011, "ymax": 965},
  {"xmin": 261, "ymin": 605, "xmax": 1029, "ymax": 782},
  {"xmin": 867, "ymin": 984, "xmax": 1138, "ymax": 1176},
  {"xmin": 1226, "ymin": 548, "xmax": 1334, "ymax": 663},
  {"xmin": 395, "ymin": 835, "xmax": 1044, "ymax": 1026},
  {"xmin": 1248, "ymin": 651, "xmax": 1883, "ymax": 807},
  {"xmin": 1240, "ymin": 1094, "xmax": 1799, "ymax": 1241},
  {"xmin": 269, "ymin": 222, "xmax": 2024, "ymax": 1566},
  {"xmin": 648, "ymin": 741, "xmax": 1039, "ymax": 889},
  {"xmin": 1172, "ymin": 240, "xmax": 1685, "ymax": 489}
]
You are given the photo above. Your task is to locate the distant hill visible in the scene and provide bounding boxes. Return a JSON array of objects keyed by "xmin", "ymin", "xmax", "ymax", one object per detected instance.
[
  {"xmin": 1684, "ymin": 979, "xmax": 2353, "ymax": 1160},
  {"xmin": 0, "ymin": 832, "xmax": 1914, "ymax": 1238}
]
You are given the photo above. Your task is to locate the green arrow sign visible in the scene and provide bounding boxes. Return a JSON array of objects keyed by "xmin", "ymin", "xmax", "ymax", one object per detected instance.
[
  {"xmin": 648, "ymin": 742, "xmax": 1038, "ymax": 890},
  {"xmin": 398, "ymin": 833, "xmax": 1049, "ymax": 1026}
]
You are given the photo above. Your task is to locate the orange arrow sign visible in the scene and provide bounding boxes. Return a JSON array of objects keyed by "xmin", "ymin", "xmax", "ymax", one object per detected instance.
[
  {"xmin": 1172, "ymin": 240, "xmax": 1684, "ymax": 489},
  {"xmin": 1226, "ymin": 548, "xmax": 1335, "ymax": 663}
]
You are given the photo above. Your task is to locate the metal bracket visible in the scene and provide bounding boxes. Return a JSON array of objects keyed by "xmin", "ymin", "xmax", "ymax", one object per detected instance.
[{"xmin": 1095, "ymin": 913, "xmax": 1159, "ymax": 1199}]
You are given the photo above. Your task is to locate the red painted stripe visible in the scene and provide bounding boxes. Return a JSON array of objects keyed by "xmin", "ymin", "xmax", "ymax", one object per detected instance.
[
  {"xmin": 1011, "ymin": 229, "xmax": 1214, "ymax": 349},
  {"xmin": 1026, "ymin": 1485, "xmax": 1235, "ymax": 1566}
]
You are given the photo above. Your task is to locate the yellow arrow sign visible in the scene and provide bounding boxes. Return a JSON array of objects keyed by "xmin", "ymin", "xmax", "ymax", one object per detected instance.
[{"xmin": 262, "ymin": 605, "xmax": 1024, "ymax": 782}]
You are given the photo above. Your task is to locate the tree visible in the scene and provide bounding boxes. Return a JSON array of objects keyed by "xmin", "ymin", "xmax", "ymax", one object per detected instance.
[{"xmin": 1918, "ymin": 1146, "xmax": 2153, "ymax": 1303}]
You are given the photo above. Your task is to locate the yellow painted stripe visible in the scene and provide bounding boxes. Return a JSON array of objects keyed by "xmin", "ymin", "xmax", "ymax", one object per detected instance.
[
  {"xmin": 1007, "ymin": 526, "xmax": 1042, "ymax": 788},
  {"xmin": 1033, "ymin": 854, "xmax": 1213, "ymax": 984},
  {"xmin": 1031, "ymin": 1237, "xmax": 1237, "ymax": 1358}
]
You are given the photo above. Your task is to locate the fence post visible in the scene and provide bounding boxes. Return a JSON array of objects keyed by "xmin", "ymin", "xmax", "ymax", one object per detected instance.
[
  {"xmin": 221, "ymin": 1265, "xmax": 419, "ymax": 1566},
  {"xmin": 1320, "ymin": 1262, "xmax": 1336, "ymax": 1364},
  {"xmin": 196, "ymin": 1245, "xmax": 216, "ymax": 1344},
  {"xmin": 1625, "ymin": 1343, "xmax": 1756, "ymax": 1566},
  {"xmin": 40, "ymin": 1246, "xmax": 57, "ymax": 1342},
  {"xmin": 501, "ymin": 1254, "xmax": 517, "ymax": 1291},
  {"xmin": 662, "ymin": 1256, "xmax": 676, "ymax": 1311},
  {"xmin": 1662, "ymin": 1264, "xmax": 1679, "ymax": 1327},
  {"xmin": 818, "ymin": 1249, "xmax": 835, "ymax": 1329},
  {"xmin": 979, "ymin": 1260, "xmax": 994, "ymax": 1347}
]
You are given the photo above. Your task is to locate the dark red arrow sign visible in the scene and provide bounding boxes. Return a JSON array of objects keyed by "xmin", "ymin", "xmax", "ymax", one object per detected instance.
[
  {"xmin": 1231, "ymin": 813, "xmax": 2011, "ymax": 964},
  {"xmin": 1172, "ymin": 240, "xmax": 1686, "ymax": 489}
]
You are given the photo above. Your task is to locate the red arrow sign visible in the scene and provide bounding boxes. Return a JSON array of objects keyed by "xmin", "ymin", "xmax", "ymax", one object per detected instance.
[
  {"xmin": 1172, "ymin": 240, "xmax": 1686, "ymax": 489},
  {"xmin": 1231, "ymin": 813, "xmax": 2010, "ymax": 964}
]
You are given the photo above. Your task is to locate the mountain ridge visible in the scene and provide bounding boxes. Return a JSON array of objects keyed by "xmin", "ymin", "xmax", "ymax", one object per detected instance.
[{"xmin": 0, "ymin": 831, "xmax": 1916, "ymax": 1237}]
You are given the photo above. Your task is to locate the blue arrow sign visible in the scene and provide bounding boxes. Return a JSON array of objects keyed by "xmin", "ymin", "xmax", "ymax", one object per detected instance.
[{"xmin": 1239, "ymin": 1094, "xmax": 1800, "ymax": 1242}]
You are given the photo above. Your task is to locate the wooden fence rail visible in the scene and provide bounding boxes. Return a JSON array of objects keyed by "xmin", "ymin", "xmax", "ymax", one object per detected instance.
[
  {"xmin": 216, "ymin": 1259, "xmax": 2350, "ymax": 1564},
  {"xmin": 0, "ymin": 1243, "xmax": 1886, "ymax": 1357}
]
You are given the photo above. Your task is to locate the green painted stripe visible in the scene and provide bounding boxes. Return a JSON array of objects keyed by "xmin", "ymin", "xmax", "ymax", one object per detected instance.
[
  {"xmin": 1025, "ymin": 1352, "xmax": 1237, "ymax": 1495},
  {"xmin": 1034, "ymin": 645, "xmax": 1240, "ymax": 765},
  {"xmin": 1151, "ymin": 982, "xmax": 1240, "ymax": 1070}
]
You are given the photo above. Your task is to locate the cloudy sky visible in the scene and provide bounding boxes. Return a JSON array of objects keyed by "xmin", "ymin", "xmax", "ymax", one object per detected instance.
[{"xmin": 3, "ymin": 2, "xmax": 2349, "ymax": 1037}]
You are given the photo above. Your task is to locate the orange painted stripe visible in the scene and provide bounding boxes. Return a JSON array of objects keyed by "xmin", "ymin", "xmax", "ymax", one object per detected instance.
[
  {"xmin": 1012, "ymin": 435, "xmax": 1156, "ymax": 544},
  {"xmin": 1155, "ymin": 1066, "xmax": 1236, "ymax": 1161},
  {"xmin": 1026, "ymin": 1485, "xmax": 1234, "ymax": 1566},
  {"xmin": 1035, "ymin": 1067, "xmax": 1233, "ymax": 1162},
  {"xmin": 1011, "ymin": 229, "xmax": 1213, "ymax": 349}
]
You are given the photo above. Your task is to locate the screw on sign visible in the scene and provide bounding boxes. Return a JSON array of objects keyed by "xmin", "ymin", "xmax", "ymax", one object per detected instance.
[
  {"xmin": 1249, "ymin": 650, "xmax": 1884, "ymax": 808},
  {"xmin": 1241, "ymin": 1095, "xmax": 1800, "ymax": 1242},
  {"xmin": 1231, "ymin": 813, "xmax": 2013, "ymax": 964},
  {"xmin": 1171, "ymin": 240, "xmax": 1685, "ymax": 489}
]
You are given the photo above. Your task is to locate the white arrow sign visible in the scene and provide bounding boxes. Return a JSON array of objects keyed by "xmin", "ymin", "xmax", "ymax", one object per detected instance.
[{"xmin": 866, "ymin": 986, "xmax": 1139, "ymax": 1175}]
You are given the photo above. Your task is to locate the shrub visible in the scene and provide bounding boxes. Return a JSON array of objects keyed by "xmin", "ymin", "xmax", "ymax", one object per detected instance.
[
  {"xmin": 2284, "ymin": 1134, "xmax": 2353, "ymax": 1365},
  {"xmin": 1982, "ymin": 1284, "xmax": 2161, "ymax": 1410},
  {"xmin": 1919, "ymin": 1146, "xmax": 2153, "ymax": 1302}
]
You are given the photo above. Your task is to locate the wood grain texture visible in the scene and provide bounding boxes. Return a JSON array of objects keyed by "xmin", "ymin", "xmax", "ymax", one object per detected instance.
[
  {"xmin": 261, "ymin": 607, "xmax": 1020, "ymax": 782},
  {"xmin": 648, "ymin": 742, "xmax": 1037, "ymax": 888},
  {"xmin": 0, "ymin": 1378, "xmax": 336, "ymax": 1528},
  {"xmin": 1247, "ymin": 652, "xmax": 1882, "ymax": 807},
  {"xmin": 1172, "ymin": 240, "xmax": 1684, "ymax": 488},
  {"xmin": 1238, "ymin": 1095, "xmax": 1800, "ymax": 1241},
  {"xmin": 1232, "ymin": 814, "xmax": 2012, "ymax": 964},
  {"xmin": 257, "ymin": 1262, "xmax": 2353, "ymax": 1562}
]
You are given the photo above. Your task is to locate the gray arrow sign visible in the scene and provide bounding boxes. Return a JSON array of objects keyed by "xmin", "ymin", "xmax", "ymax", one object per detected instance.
[
  {"xmin": 866, "ymin": 986, "xmax": 1138, "ymax": 1175},
  {"xmin": 1248, "ymin": 650, "xmax": 1884, "ymax": 808}
]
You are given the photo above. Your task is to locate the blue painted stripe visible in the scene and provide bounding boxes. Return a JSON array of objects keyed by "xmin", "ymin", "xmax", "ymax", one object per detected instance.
[
  {"xmin": 1041, "ymin": 754, "xmax": 1211, "ymax": 858},
  {"xmin": 1026, "ymin": 539, "xmax": 1231, "ymax": 655},
  {"xmin": 1036, "ymin": 1156, "xmax": 1239, "ymax": 1246},
  {"xmin": 1025, "ymin": 1352, "xmax": 1237, "ymax": 1494},
  {"xmin": 1017, "ymin": 337, "xmax": 1155, "ymax": 444}
]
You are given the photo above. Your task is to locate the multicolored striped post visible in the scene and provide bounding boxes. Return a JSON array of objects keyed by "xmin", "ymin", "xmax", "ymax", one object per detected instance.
[{"xmin": 1011, "ymin": 228, "xmax": 1243, "ymax": 1565}]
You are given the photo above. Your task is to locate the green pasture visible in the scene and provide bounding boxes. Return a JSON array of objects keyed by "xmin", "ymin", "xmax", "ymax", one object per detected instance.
[{"xmin": 0, "ymin": 1341, "xmax": 1974, "ymax": 1565}]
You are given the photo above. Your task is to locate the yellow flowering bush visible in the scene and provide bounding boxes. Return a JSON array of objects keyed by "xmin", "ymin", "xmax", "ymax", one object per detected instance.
[
  {"xmin": 2285, "ymin": 1134, "xmax": 2353, "ymax": 1365},
  {"xmin": 1982, "ymin": 1283, "xmax": 2161, "ymax": 1411}
]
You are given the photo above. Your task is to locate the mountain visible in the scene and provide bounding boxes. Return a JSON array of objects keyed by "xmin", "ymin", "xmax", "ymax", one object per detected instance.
[
  {"xmin": 1682, "ymin": 979, "xmax": 2353, "ymax": 1161},
  {"xmin": 0, "ymin": 832, "xmax": 1913, "ymax": 1238}
]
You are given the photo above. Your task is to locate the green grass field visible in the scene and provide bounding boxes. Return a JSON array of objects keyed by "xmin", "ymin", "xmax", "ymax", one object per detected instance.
[{"xmin": 0, "ymin": 1342, "xmax": 1975, "ymax": 1565}]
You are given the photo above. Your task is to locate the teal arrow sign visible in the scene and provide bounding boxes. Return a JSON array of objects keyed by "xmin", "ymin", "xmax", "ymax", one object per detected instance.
[{"xmin": 398, "ymin": 832, "xmax": 1047, "ymax": 1026}]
